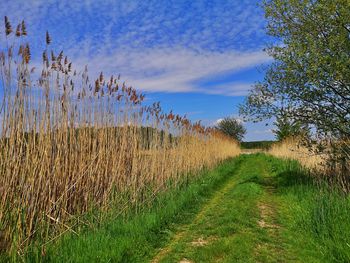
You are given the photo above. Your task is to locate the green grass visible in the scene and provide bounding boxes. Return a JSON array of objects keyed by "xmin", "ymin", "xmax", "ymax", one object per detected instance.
[
  {"xmin": 269, "ymin": 156, "xmax": 350, "ymax": 262},
  {"xmin": 4, "ymin": 154, "xmax": 350, "ymax": 262},
  {"xmin": 157, "ymin": 154, "xmax": 266, "ymax": 263},
  {"xmin": 153, "ymin": 154, "xmax": 350, "ymax": 263},
  {"xmin": 20, "ymin": 157, "xmax": 243, "ymax": 263}
]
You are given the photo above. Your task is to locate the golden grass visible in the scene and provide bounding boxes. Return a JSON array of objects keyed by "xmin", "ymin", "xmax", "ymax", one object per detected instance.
[
  {"xmin": 0, "ymin": 19, "xmax": 240, "ymax": 254},
  {"xmin": 268, "ymin": 137, "xmax": 324, "ymax": 170},
  {"xmin": 269, "ymin": 137, "xmax": 350, "ymax": 192}
]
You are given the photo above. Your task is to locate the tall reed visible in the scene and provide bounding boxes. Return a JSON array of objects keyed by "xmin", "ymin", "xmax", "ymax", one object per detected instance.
[
  {"xmin": 0, "ymin": 18, "xmax": 240, "ymax": 256},
  {"xmin": 269, "ymin": 137, "xmax": 324, "ymax": 169},
  {"xmin": 269, "ymin": 137, "xmax": 350, "ymax": 192}
]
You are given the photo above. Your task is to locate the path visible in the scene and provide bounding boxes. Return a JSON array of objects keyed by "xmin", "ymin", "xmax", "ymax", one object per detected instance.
[{"xmin": 150, "ymin": 154, "xmax": 317, "ymax": 263}]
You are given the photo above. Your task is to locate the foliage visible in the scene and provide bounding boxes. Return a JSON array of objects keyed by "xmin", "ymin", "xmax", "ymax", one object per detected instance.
[
  {"xmin": 240, "ymin": 0, "xmax": 350, "ymax": 175},
  {"xmin": 241, "ymin": 140, "xmax": 275, "ymax": 150},
  {"xmin": 273, "ymin": 114, "xmax": 309, "ymax": 141},
  {"xmin": 241, "ymin": 0, "xmax": 350, "ymax": 138},
  {"xmin": 38, "ymin": 154, "xmax": 350, "ymax": 262},
  {"xmin": 216, "ymin": 117, "xmax": 246, "ymax": 142}
]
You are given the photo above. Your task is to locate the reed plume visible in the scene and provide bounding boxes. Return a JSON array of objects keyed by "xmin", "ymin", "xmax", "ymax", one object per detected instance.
[{"xmin": 0, "ymin": 17, "xmax": 240, "ymax": 257}]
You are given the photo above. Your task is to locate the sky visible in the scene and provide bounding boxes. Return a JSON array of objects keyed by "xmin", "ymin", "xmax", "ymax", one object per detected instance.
[{"xmin": 0, "ymin": 0, "xmax": 275, "ymax": 141}]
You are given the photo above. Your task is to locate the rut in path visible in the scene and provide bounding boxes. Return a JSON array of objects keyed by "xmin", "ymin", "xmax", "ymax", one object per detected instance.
[
  {"xmin": 254, "ymin": 176, "xmax": 284, "ymax": 261},
  {"xmin": 150, "ymin": 155, "xmax": 287, "ymax": 263},
  {"xmin": 151, "ymin": 168, "xmax": 241, "ymax": 263}
]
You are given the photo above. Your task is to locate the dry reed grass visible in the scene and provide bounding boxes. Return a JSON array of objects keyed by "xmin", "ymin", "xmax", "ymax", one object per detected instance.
[
  {"xmin": 0, "ymin": 18, "xmax": 240, "ymax": 255},
  {"xmin": 269, "ymin": 137, "xmax": 350, "ymax": 192},
  {"xmin": 269, "ymin": 137, "xmax": 324, "ymax": 170}
]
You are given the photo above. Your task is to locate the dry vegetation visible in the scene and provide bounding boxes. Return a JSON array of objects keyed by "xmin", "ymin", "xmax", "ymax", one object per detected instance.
[
  {"xmin": 0, "ymin": 18, "xmax": 240, "ymax": 255},
  {"xmin": 269, "ymin": 138, "xmax": 350, "ymax": 191},
  {"xmin": 269, "ymin": 138, "xmax": 324, "ymax": 169}
]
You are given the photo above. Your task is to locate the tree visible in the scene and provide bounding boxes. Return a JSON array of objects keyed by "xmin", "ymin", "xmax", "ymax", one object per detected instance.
[
  {"xmin": 240, "ymin": 0, "xmax": 350, "ymax": 140},
  {"xmin": 216, "ymin": 117, "xmax": 246, "ymax": 142},
  {"xmin": 273, "ymin": 114, "xmax": 309, "ymax": 141},
  {"xmin": 239, "ymin": 0, "xmax": 350, "ymax": 179}
]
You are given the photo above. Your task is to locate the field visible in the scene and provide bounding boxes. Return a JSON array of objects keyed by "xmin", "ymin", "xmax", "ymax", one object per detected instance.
[
  {"xmin": 3, "ymin": 153, "xmax": 348, "ymax": 262},
  {"xmin": 0, "ymin": 19, "xmax": 241, "ymax": 260},
  {"xmin": 0, "ymin": 1, "xmax": 349, "ymax": 261}
]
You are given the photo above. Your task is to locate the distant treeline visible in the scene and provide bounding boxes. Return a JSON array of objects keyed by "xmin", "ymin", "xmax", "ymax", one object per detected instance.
[{"xmin": 241, "ymin": 141, "xmax": 275, "ymax": 150}]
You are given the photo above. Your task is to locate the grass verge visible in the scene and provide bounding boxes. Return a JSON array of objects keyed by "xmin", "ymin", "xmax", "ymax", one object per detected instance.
[
  {"xmin": 269, "ymin": 155, "xmax": 350, "ymax": 262},
  {"xmin": 18, "ymin": 157, "xmax": 242, "ymax": 263},
  {"xmin": 4, "ymin": 154, "xmax": 350, "ymax": 262},
  {"xmin": 151, "ymin": 154, "xmax": 350, "ymax": 263}
]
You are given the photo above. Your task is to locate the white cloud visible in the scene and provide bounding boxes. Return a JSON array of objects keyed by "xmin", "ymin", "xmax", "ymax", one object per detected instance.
[
  {"xmin": 251, "ymin": 129, "xmax": 273, "ymax": 134},
  {"xmin": 0, "ymin": 0, "xmax": 270, "ymax": 96},
  {"xmin": 215, "ymin": 118, "xmax": 224, "ymax": 125},
  {"xmin": 214, "ymin": 116, "xmax": 244, "ymax": 126},
  {"xmin": 68, "ymin": 47, "xmax": 271, "ymax": 95}
]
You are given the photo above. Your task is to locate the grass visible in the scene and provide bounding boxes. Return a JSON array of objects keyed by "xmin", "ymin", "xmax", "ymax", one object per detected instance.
[
  {"xmin": 271, "ymin": 157, "xmax": 350, "ymax": 262},
  {"xmin": 155, "ymin": 154, "xmax": 266, "ymax": 263},
  {"xmin": 268, "ymin": 136, "xmax": 350, "ymax": 258},
  {"xmin": 1, "ymin": 153, "xmax": 349, "ymax": 262},
  {"xmin": 259, "ymin": 154, "xmax": 350, "ymax": 262},
  {"xmin": 16, "ymin": 157, "xmax": 242, "ymax": 262},
  {"xmin": 0, "ymin": 18, "xmax": 240, "ymax": 255},
  {"xmin": 141, "ymin": 154, "xmax": 350, "ymax": 263},
  {"xmin": 6, "ymin": 153, "xmax": 347, "ymax": 262}
]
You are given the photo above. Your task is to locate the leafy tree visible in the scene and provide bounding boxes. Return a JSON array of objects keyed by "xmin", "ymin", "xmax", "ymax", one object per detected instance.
[
  {"xmin": 273, "ymin": 114, "xmax": 309, "ymax": 141},
  {"xmin": 240, "ymin": 0, "xmax": 350, "ymax": 141},
  {"xmin": 239, "ymin": 0, "xmax": 350, "ymax": 175},
  {"xmin": 216, "ymin": 117, "xmax": 246, "ymax": 142}
]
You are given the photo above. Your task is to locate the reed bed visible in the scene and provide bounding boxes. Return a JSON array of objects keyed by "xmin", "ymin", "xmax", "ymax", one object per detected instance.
[
  {"xmin": 269, "ymin": 137, "xmax": 350, "ymax": 192},
  {"xmin": 0, "ymin": 18, "xmax": 240, "ymax": 255},
  {"xmin": 269, "ymin": 138, "xmax": 324, "ymax": 170}
]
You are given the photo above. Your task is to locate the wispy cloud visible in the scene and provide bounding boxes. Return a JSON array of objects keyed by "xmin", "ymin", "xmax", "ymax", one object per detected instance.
[
  {"xmin": 0, "ymin": 0, "xmax": 276, "ymax": 140},
  {"xmin": 0, "ymin": 1, "xmax": 267, "ymax": 49},
  {"xmin": 251, "ymin": 129, "xmax": 273, "ymax": 134},
  {"xmin": 70, "ymin": 47, "xmax": 270, "ymax": 95},
  {"xmin": 0, "ymin": 0, "xmax": 270, "ymax": 95}
]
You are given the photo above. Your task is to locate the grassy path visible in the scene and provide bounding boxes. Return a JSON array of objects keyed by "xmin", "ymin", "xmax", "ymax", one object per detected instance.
[
  {"xmin": 33, "ymin": 154, "xmax": 350, "ymax": 262},
  {"xmin": 151, "ymin": 154, "xmax": 319, "ymax": 263}
]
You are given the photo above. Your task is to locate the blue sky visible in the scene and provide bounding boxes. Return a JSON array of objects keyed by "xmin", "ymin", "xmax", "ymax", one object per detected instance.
[{"xmin": 0, "ymin": 0, "xmax": 275, "ymax": 141}]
